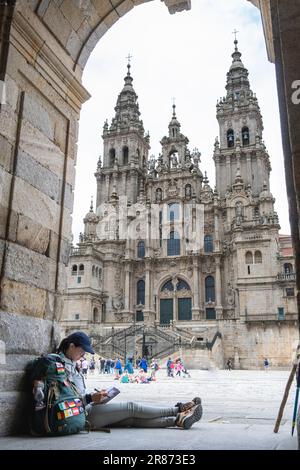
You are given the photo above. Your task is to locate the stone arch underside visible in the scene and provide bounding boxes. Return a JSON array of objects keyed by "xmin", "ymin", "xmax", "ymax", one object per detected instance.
[{"xmin": 0, "ymin": 0, "xmax": 300, "ymax": 438}]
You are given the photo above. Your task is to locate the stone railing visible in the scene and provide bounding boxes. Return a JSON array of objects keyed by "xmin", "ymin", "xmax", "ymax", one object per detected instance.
[
  {"xmin": 277, "ymin": 273, "xmax": 296, "ymax": 281},
  {"xmin": 70, "ymin": 246, "xmax": 88, "ymax": 256},
  {"xmin": 245, "ymin": 313, "xmax": 298, "ymax": 322}
]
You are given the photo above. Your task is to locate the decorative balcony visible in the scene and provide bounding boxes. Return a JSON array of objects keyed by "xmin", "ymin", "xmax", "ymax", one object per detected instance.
[
  {"xmin": 245, "ymin": 313, "xmax": 298, "ymax": 322},
  {"xmin": 277, "ymin": 273, "xmax": 296, "ymax": 282}
]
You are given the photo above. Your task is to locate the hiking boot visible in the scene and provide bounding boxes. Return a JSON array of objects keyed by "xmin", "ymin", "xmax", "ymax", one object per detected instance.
[
  {"xmin": 175, "ymin": 403, "xmax": 203, "ymax": 430},
  {"xmin": 175, "ymin": 396, "xmax": 201, "ymax": 413}
]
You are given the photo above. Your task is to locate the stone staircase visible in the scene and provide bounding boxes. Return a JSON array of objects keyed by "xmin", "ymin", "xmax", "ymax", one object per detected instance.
[{"xmin": 89, "ymin": 324, "xmax": 223, "ymax": 368}]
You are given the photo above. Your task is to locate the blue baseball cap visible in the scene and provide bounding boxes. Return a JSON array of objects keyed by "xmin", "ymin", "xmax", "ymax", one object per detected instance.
[{"xmin": 68, "ymin": 331, "xmax": 94, "ymax": 354}]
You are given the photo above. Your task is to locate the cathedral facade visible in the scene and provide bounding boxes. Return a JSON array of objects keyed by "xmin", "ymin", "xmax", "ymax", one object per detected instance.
[{"xmin": 61, "ymin": 41, "xmax": 298, "ymax": 369}]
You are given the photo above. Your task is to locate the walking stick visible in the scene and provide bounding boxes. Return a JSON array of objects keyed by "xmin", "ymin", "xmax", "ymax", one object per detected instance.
[
  {"xmin": 274, "ymin": 363, "xmax": 297, "ymax": 433},
  {"xmin": 274, "ymin": 343, "xmax": 300, "ymax": 434},
  {"xmin": 291, "ymin": 364, "xmax": 300, "ymax": 436}
]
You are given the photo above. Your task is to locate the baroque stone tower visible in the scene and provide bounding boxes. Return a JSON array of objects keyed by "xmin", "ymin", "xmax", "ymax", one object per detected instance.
[
  {"xmin": 62, "ymin": 45, "xmax": 297, "ymax": 369},
  {"xmin": 95, "ymin": 61, "xmax": 150, "ymax": 207}
]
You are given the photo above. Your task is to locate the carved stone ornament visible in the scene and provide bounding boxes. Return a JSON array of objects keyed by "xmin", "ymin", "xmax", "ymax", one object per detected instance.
[
  {"xmin": 112, "ymin": 291, "xmax": 124, "ymax": 311},
  {"xmin": 226, "ymin": 283, "xmax": 235, "ymax": 307}
]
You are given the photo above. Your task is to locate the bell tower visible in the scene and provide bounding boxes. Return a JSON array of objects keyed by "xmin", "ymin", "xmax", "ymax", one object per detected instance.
[
  {"xmin": 95, "ymin": 59, "xmax": 150, "ymax": 208},
  {"xmin": 214, "ymin": 38, "xmax": 271, "ymax": 199}
]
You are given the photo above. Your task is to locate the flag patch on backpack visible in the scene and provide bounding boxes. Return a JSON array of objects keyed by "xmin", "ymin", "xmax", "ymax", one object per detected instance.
[{"xmin": 26, "ymin": 354, "xmax": 86, "ymax": 436}]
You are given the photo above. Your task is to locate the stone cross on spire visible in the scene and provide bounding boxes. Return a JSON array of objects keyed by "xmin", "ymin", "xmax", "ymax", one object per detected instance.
[
  {"xmin": 232, "ymin": 29, "xmax": 239, "ymax": 49},
  {"xmin": 126, "ymin": 53, "xmax": 132, "ymax": 74},
  {"xmin": 172, "ymin": 97, "xmax": 176, "ymax": 116}
]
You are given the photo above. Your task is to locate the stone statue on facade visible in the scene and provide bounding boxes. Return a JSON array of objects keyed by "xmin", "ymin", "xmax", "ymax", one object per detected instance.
[
  {"xmin": 112, "ymin": 291, "xmax": 124, "ymax": 311},
  {"xmin": 226, "ymin": 282, "xmax": 235, "ymax": 306}
]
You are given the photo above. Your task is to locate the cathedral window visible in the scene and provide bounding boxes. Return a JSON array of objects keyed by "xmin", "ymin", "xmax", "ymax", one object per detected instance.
[
  {"xmin": 159, "ymin": 209, "xmax": 163, "ymax": 248},
  {"xmin": 284, "ymin": 263, "xmax": 293, "ymax": 274},
  {"xmin": 95, "ymin": 267, "xmax": 98, "ymax": 276},
  {"xmin": 278, "ymin": 307, "xmax": 285, "ymax": 320},
  {"xmin": 71, "ymin": 265, "xmax": 77, "ymax": 275},
  {"xmin": 137, "ymin": 240, "xmax": 145, "ymax": 258},
  {"xmin": 167, "ymin": 230, "xmax": 180, "ymax": 256},
  {"xmin": 136, "ymin": 310, "xmax": 144, "ymax": 322},
  {"xmin": 245, "ymin": 251, "xmax": 253, "ymax": 264},
  {"xmin": 79, "ymin": 264, "xmax": 84, "ymax": 274},
  {"xmin": 227, "ymin": 129, "xmax": 234, "ymax": 148},
  {"xmin": 123, "ymin": 146, "xmax": 129, "ymax": 165},
  {"xmin": 254, "ymin": 250, "xmax": 262, "ymax": 264},
  {"xmin": 242, "ymin": 127, "xmax": 250, "ymax": 146},
  {"xmin": 92, "ymin": 266, "xmax": 95, "ymax": 276},
  {"xmin": 176, "ymin": 279, "xmax": 190, "ymax": 291},
  {"xmin": 206, "ymin": 308, "xmax": 216, "ymax": 320},
  {"xmin": 254, "ymin": 206, "xmax": 260, "ymax": 218},
  {"xmin": 168, "ymin": 203, "xmax": 179, "ymax": 222},
  {"xmin": 156, "ymin": 188, "xmax": 162, "ymax": 203},
  {"xmin": 205, "ymin": 276, "xmax": 215, "ymax": 302},
  {"xmin": 161, "ymin": 280, "xmax": 174, "ymax": 291},
  {"xmin": 137, "ymin": 280, "xmax": 145, "ymax": 305},
  {"xmin": 204, "ymin": 234, "xmax": 213, "ymax": 253},
  {"xmin": 286, "ymin": 288, "xmax": 294, "ymax": 297},
  {"xmin": 109, "ymin": 148, "xmax": 116, "ymax": 166}
]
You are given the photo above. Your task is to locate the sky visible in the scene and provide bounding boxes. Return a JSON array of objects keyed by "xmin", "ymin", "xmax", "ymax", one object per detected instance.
[{"xmin": 72, "ymin": 0, "xmax": 290, "ymax": 243}]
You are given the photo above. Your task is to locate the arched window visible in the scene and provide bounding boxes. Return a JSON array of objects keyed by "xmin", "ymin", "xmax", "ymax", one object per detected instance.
[
  {"xmin": 167, "ymin": 230, "xmax": 180, "ymax": 256},
  {"xmin": 95, "ymin": 267, "xmax": 98, "ymax": 277},
  {"xmin": 245, "ymin": 251, "xmax": 253, "ymax": 264},
  {"xmin": 168, "ymin": 203, "xmax": 179, "ymax": 221},
  {"xmin": 176, "ymin": 279, "xmax": 190, "ymax": 291},
  {"xmin": 205, "ymin": 276, "xmax": 215, "ymax": 302},
  {"xmin": 71, "ymin": 265, "xmax": 77, "ymax": 275},
  {"xmin": 161, "ymin": 280, "xmax": 174, "ymax": 292},
  {"xmin": 284, "ymin": 263, "xmax": 293, "ymax": 274},
  {"xmin": 227, "ymin": 129, "xmax": 234, "ymax": 148},
  {"xmin": 242, "ymin": 126, "xmax": 250, "ymax": 146},
  {"xmin": 254, "ymin": 250, "xmax": 262, "ymax": 264},
  {"xmin": 92, "ymin": 266, "xmax": 95, "ymax": 276},
  {"xmin": 79, "ymin": 264, "xmax": 84, "ymax": 274},
  {"xmin": 109, "ymin": 148, "xmax": 115, "ymax": 166},
  {"xmin": 137, "ymin": 280, "xmax": 145, "ymax": 305},
  {"xmin": 137, "ymin": 240, "xmax": 145, "ymax": 258},
  {"xmin": 123, "ymin": 146, "xmax": 129, "ymax": 165},
  {"xmin": 155, "ymin": 188, "xmax": 162, "ymax": 203},
  {"xmin": 98, "ymin": 268, "xmax": 102, "ymax": 279},
  {"xmin": 204, "ymin": 234, "xmax": 213, "ymax": 253}
]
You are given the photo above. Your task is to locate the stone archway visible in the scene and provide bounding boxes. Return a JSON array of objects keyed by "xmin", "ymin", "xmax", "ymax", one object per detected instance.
[{"xmin": 0, "ymin": 0, "xmax": 299, "ymax": 436}]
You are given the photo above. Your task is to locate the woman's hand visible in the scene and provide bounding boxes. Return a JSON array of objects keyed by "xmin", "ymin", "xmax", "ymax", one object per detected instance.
[{"xmin": 91, "ymin": 389, "xmax": 108, "ymax": 404}]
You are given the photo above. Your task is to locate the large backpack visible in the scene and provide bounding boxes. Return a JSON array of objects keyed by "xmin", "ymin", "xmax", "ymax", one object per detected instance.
[{"xmin": 26, "ymin": 353, "xmax": 86, "ymax": 436}]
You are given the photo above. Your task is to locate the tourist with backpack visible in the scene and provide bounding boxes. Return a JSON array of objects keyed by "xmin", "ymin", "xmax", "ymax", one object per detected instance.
[{"xmin": 27, "ymin": 331, "xmax": 203, "ymax": 434}]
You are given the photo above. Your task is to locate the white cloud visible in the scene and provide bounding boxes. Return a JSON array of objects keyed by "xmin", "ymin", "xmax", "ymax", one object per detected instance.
[{"xmin": 73, "ymin": 0, "xmax": 290, "ymax": 242}]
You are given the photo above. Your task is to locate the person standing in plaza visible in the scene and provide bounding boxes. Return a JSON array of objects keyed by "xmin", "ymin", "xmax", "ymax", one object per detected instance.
[
  {"xmin": 81, "ymin": 357, "xmax": 88, "ymax": 377},
  {"xmin": 263, "ymin": 358, "xmax": 269, "ymax": 371}
]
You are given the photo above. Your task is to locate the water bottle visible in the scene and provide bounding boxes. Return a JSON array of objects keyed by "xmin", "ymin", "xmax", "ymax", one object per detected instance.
[{"xmin": 33, "ymin": 380, "xmax": 45, "ymax": 410}]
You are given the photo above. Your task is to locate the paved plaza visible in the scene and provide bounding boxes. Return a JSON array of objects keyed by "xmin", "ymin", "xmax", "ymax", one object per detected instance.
[{"xmin": 0, "ymin": 369, "xmax": 298, "ymax": 450}]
